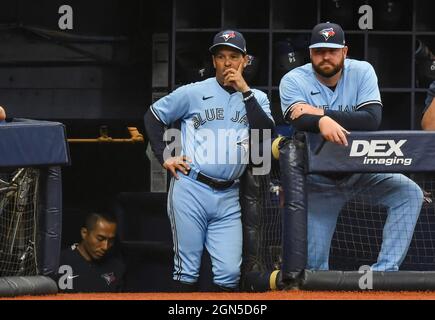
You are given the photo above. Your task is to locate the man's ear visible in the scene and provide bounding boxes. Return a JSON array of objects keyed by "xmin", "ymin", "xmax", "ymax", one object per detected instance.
[
  {"xmin": 343, "ymin": 46, "xmax": 349, "ymax": 59},
  {"xmin": 212, "ymin": 55, "xmax": 216, "ymax": 69},
  {"xmin": 80, "ymin": 227, "xmax": 88, "ymax": 240}
]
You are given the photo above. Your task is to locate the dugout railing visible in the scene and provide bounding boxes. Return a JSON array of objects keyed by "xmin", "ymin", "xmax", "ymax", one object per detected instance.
[{"xmin": 241, "ymin": 131, "xmax": 435, "ymax": 291}]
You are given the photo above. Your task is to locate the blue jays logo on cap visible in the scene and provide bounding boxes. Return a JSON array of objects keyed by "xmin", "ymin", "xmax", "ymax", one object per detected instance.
[
  {"xmin": 221, "ymin": 31, "xmax": 236, "ymax": 42},
  {"xmin": 319, "ymin": 28, "xmax": 336, "ymax": 41},
  {"xmin": 309, "ymin": 22, "xmax": 345, "ymax": 49},
  {"xmin": 210, "ymin": 30, "xmax": 247, "ymax": 54}
]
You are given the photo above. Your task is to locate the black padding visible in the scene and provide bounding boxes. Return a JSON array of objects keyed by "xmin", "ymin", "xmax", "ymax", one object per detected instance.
[
  {"xmin": 240, "ymin": 167, "xmax": 263, "ymax": 291},
  {"xmin": 279, "ymin": 134, "xmax": 307, "ymax": 281},
  {"xmin": 38, "ymin": 167, "xmax": 63, "ymax": 276},
  {"xmin": 301, "ymin": 270, "xmax": 435, "ymax": 291},
  {"xmin": 0, "ymin": 276, "xmax": 58, "ymax": 297},
  {"xmin": 242, "ymin": 270, "xmax": 288, "ymax": 292}
]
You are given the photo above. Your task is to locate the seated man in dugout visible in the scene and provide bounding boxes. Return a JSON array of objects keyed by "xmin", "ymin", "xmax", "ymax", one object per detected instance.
[{"xmin": 55, "ymin": 212, "xmax": 126, "ymax": 293}]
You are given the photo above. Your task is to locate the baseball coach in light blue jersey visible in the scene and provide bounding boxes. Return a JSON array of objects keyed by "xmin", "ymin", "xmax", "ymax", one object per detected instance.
[
  {"xmin": 279, "ymin": 22, "xmax": 423, "ymax": 272},
  {"xmin": 145, "ymin": 30, "xmax": 274, "ymax": 291}
]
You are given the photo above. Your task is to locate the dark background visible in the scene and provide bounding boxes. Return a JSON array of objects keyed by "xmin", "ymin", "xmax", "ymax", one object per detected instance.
[{"xmin": 0, "ymin": 1, "xmax": 171, "ymax": 247}]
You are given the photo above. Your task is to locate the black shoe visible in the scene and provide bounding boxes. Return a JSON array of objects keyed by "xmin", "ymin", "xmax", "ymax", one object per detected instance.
[
  {"xmin": 212, "ymin": 283, "xmax": 237, "ymax": 292},
  {"xmin": 172, "ymin": 280, "xmax": 198, "ymax": 292}
]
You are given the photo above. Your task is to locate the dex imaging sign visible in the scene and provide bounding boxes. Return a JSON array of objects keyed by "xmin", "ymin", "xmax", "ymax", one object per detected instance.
[
  {"xmin": 306, "ymin": 131, "xmax": 435, "ymax": 173},
  {"xmin": 350, "ymin": 139, "xmax": 412, "ymax": 166}
]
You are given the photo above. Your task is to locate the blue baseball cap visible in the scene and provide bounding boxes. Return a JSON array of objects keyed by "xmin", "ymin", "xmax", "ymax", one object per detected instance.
[
  {"xmin": 309, "ymin": 22, "xmax": 346, "ymax": 49},
  {"xmin": 209, "ymin": 30, "xmax": 247, "ymax": 55}
]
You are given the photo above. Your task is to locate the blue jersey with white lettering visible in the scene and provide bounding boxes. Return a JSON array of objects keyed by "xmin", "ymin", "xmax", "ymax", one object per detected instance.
[
  {"xmin": 279, "ymin": 58, "xmax": 382, "ymax": 120},
  {"xmin": 151, "ymin": 77, "xmax": 272, "ymax": 181}
]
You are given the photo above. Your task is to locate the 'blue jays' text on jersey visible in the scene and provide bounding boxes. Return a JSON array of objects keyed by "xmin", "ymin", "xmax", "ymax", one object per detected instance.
[
  {"xmin": 279, "ymin": 58, "xmax": 382, "ymax": 121},
  {"xmin": 150, "ymin": 77, "xmax": 272, "ymax": 181}
]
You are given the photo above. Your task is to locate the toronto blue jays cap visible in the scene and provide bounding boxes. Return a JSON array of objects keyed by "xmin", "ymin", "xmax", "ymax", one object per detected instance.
[
  {"xmin": 209, "ymin": 30, "xmax": 247, "ymax": 55},
  {"xmin": 309, "ymin": 22, "xmax": 346, "ymax": 49}
]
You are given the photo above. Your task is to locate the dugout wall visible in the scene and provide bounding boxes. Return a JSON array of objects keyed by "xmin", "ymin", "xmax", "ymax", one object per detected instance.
[{"xmin": 170, "ymin": 0, "xmax": 435, "ymax": 131}]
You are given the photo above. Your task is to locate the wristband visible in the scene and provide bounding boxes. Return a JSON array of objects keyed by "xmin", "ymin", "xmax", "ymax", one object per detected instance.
[{"xmin": 243, "ymin": 91, "xmax": 254, "ymax": 102}]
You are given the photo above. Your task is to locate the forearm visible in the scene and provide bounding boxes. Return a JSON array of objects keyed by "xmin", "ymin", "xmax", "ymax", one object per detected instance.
[
  {"xmin": 243, "ymin": 91, "xmax": 274, "ymax": 130},
  {"xmin": 324, "ymin": 104, "xmax": 382, "ymax": 131},
  {"xmin": 288, "ymin": 103, "xmax": 382, "ymax": 132},
  {"xmin": 144, "ymin": 108, "xmax": 167, "ymax": 165},
  {"xmin": 290, "ymin": 114, "xmax": 322, "ymax": 132}
]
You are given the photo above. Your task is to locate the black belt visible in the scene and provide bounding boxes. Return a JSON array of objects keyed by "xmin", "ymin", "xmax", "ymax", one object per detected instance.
[{"xmin": 196, "ymin": 172, "xmax": 235, "ymax": 190}]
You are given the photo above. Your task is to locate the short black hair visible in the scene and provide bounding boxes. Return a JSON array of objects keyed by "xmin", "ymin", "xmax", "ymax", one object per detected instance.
[{"xmin": 84, "ymin": 212, "xmax": 117, "ymax": 231}]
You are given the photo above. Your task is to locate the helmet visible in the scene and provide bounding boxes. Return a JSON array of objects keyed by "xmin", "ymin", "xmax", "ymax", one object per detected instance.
[
  {"xmin": 322, "ymin": 0, "xmax": 356, "ymax": 29},
  {"xmin": 273, "ymin": 38, "xmax": 308, "ymax": 84},
  {"xmin": 415, "ymin": 40, "xmax": 435, "ymax": 88},
  {"xmin": 416, "ymin": 59, "xmax": 435, "ymax": 88},
  {"xmin": 243, "ymin": 54, "xmax": 260, "ymax": 83},
  {"xmin": 175, "ymin": 45, "xmax": 213, "ymax": 84},
  {"xmin": 374, "ymin": 1, "xmax": 405, "ymax": 30}
]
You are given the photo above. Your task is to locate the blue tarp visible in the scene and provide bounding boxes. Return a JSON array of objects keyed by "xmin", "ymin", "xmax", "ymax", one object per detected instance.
[{"xmin": 0, "ymin": 119, "xmax": 70, "ymax": 167}]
